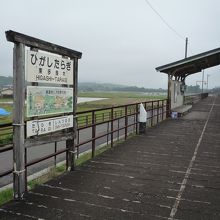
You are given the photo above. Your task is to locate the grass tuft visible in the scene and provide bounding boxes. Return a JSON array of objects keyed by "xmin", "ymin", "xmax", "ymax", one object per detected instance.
[{"xmin": 0, "ymin": 188, "xmax": 13, "ymax": 206}]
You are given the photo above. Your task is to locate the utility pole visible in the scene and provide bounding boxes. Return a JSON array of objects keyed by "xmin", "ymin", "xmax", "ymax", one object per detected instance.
[{"xmin": 185, "ymin": 37, "xmax": 188, "ymax": 58}]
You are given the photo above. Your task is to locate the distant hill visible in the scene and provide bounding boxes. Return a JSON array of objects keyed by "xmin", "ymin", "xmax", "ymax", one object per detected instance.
[
  {"xmin": 0, "ymin": 75, "xmax": 167, "ymax": 93},
  {"xmin": 79, "ymin": 82, "xmax": 126, "ymax": 92},
  {"xmin": 0, "ymin": 76, "xmax": 13, "ymax": 87},
  {"xmin": 79, "ymin": 82, "xmax": 167, "ymax": 93}
]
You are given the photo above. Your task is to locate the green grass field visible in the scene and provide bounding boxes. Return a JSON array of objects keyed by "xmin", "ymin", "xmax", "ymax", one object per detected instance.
[
  {"xmin": 77, "ymin": 91, "xmax": 166, "ymax": 111},
  {"xmin": 0, "ymin": 98, "xmax": 13, "ymax": 103},
  {"xmin": 78, "ymin": 91, "xmax": 166, "ymax": 99}
]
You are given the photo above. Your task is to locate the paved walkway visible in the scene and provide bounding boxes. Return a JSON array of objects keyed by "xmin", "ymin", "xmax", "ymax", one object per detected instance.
[{"xmin": 1, "ymin": 95, "xmax": 220, "ymax": 220}]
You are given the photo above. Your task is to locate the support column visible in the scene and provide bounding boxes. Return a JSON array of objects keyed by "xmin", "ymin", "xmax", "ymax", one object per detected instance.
[
  {"xmin": 67, "ymin": 58, "xmax": 78, "ymax": 171},
  {"xmin": 13, "ymin": 43, "xmax": 26, "ymax": 199},
  {"xmin": 167, "ymin": 75, "xmax": 171, "ymax": 118}
]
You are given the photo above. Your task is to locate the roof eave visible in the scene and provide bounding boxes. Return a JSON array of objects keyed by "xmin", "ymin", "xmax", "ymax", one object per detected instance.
[{"xmin": 156, "ymin": 47, "xmax": 220, "ymax": 74}]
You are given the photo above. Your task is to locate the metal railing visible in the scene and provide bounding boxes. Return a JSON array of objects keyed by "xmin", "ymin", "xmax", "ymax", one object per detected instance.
[
  {"xmin": 0, "ymin": 123, "xmax": 13, "ymax": 147},
  {"xmin": 0, "ymin": 99, "xmax": 168, "ymax": 188},
  {"xmin": 184, "ymin": 93, "xmax": 208, "ymax": 105}
]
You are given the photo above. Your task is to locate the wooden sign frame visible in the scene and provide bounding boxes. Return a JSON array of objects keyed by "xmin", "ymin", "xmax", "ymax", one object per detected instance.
[{"xmin": 6, "ymin": 30, "xmax": 82, "ymax": 199}]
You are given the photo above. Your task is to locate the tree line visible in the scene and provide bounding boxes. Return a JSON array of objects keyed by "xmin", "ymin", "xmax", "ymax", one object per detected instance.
[{"xmin": 1, "ymin": 75, "xmax": 219, "ymax": 94}]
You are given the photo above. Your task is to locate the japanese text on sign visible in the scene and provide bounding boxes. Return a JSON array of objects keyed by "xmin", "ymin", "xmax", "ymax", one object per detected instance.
[
  {"xmin": 26, "ymin": 115, "xmax": 73, "ymax": 137},
  {"xmin": 26, "ymin": 50, "xmax": 73, "ymax": 84}
]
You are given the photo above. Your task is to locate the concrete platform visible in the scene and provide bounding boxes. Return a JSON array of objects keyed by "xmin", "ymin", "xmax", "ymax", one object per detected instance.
[{"xmin": 1, "ymin": 95, "xmax": 220, "ymax": 220}]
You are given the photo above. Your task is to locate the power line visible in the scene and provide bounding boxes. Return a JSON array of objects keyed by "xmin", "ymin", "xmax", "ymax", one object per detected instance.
[{"xmin": 144, "ymin": 0, "xmax": 185, "ymax": 41}]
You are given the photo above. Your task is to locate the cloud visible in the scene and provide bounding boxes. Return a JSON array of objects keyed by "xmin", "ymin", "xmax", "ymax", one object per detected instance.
[{"xmin": 0, "ymin": 0, "xmax": 220, "ymax": 88}]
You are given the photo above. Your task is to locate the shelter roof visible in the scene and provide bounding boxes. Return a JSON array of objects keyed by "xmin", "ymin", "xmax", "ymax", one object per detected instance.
[{"xmin": 156, "ymin": 47, "xmax": 220, "ymax": 78}]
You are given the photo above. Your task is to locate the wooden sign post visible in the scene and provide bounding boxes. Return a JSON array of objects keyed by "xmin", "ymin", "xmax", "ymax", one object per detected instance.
[
  {"xmin": 6, "ymin": 30, "xmax": 82, "ymax": 199},
  {"xmin": 13, "ymin": 43, "xmax": 26, "ymax": 199}
]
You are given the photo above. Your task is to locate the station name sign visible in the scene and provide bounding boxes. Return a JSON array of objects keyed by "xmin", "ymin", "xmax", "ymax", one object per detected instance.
[
  {"xmin": 26, "ymin": 115, "xmax": 73, "ymax": 137},
  {"xmin": 26, "ymin": 50, "xmax": 73, "ymax": 85}
]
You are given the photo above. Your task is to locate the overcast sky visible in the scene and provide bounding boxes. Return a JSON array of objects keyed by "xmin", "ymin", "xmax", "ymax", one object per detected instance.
[{"xmin": 0, "ymin": 0, "xmax": 220, "ymax": 89}]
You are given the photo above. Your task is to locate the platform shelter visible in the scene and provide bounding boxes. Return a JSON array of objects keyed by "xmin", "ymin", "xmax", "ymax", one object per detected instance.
[{"xmin": 156, "ymin": 47, "xmax": 220, "ymax": 115}]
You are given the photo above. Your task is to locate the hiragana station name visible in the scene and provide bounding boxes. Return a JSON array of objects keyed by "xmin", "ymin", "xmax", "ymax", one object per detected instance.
[{"xmin": 26, "ymin": 51, "xmax": 73, "ymax": 85}]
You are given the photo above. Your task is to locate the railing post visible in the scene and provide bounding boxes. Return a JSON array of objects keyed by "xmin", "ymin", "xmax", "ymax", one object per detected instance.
[
  {"xmin": 117, "ymin": 118, "xmax": 120, "ymax": 140},
  {"xmin": 77, "ymin": 130, "xmax": 80, "ymax": 158},
  {"xmin": 85, "ymin": 115, "xmax": 88, "ymax": 126},
  {"xmin": 54, "ymin": 142, "xmax": 57, "ymax": 167},
  {"xmin": 66, "ymin": 139, "xmax": 71, "ymax": 170},
  {"xmin": 162, "ymin": 100, "xmax": 164, "ymax": 121},
  {"xmin": 111, "ymin": 108, "xmax": 114, "ymax": 148},
  {"xmin": 107, "ymin": 121, "xmax": 109, "ymax": 145},
  {"xmin": 157, "ymin": 100, "xmax": 159, "ymax": 124},
  {"xmin": 151, "ymin": 101, "xmax": 154, "ymax": 126},
  {"xmin": 136, "ymin": 103, "xmax": 139, "ymax": 134},
  {"xmin": 125, "ymin": 106, "xmax": 128, "ymax": 140},
  {"xmin": 92, "ymin": 111, "xmax": 96, "ymax": 158},
  {"xmin": 166, "ymin": 99, "xmax": 170, "ymax": 118},
  {"xmin": 25, "ymin": 148, "xmax": 27, "ymax": 192}
]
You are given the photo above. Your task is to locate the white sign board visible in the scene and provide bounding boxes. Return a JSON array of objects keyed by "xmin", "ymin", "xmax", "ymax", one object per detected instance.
[
  {"xmin": 26, "ymin": 115, "xmax": 73, "ymax": 137},
  {"xmin": 26, "ymin": 50, "xmax": 73, "ymax": 84}
]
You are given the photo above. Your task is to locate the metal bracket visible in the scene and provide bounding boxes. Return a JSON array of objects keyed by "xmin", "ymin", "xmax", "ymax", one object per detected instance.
[
  {"xmin": 69, "ymin": 150, "xmax": 77, "ymax": 154},
  {"xmin": 13, "ymin": 123, "xmax": 25, "ymax": 126},
  {"xmin": 13, "ymin": 169, "xmax": 25, "ymax": 175}
]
